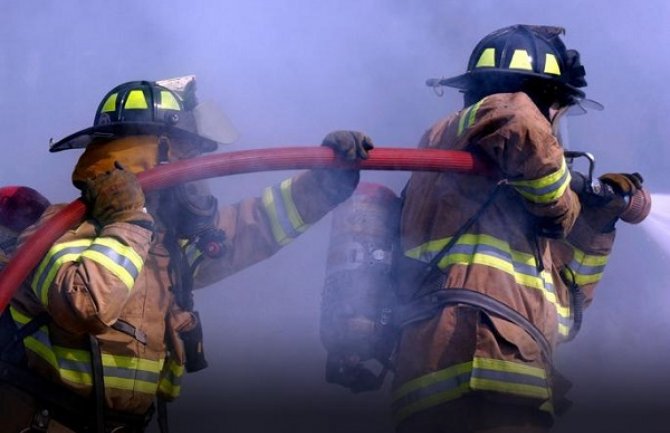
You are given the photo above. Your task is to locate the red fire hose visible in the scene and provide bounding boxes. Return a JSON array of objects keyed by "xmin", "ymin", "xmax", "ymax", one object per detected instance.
[{"xmin": 0, "ymin": 147, "xmax": 488, "ymax": 312}]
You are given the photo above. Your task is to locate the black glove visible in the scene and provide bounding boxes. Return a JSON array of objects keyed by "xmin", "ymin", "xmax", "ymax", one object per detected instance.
[
  {"xmin": 570, "ymin": 170, "xmax": 645, "ymax": 232},
  {"xmin": 321, "ymin": 130, "xmax": 374, "ymax": 161},
  {"xmin": 599, "ymin": 172, "xmax": 643, "ymax": 195},
  {"xmin": 314, "ymin": 131, "xmax": 375, "ymax": 204},
  {"xmin": 325, "ymin": 353, "xmax": 384, "ymax": 393},
  {"xmin": 569, "ymin": 170, "xmax": 618, "ymax": 207},
  {"xmin": 84, "ymin": 162, "xmax": 152, "ymax": 228}
]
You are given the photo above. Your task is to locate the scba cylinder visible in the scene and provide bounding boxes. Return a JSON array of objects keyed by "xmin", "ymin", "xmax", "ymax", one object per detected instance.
[{"xmin": 320, "ymin": 182, "xmax": 401, "ymax": 392}]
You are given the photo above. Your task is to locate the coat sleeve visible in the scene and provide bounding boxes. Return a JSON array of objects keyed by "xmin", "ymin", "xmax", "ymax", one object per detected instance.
[
  {"xmin": 23, "ymin": 206, "xmax": 153, "ymax": 334},
  {"xmin": 552, "ymin": 205, "xmax": 617, "ymax": 310},
  {"xmin": 190, "ymin": 169, "xmax": 355, "ymax": 288},
  {"xmin": 462, "ymin": 92, "xmax": 580, "ymax": 238}
]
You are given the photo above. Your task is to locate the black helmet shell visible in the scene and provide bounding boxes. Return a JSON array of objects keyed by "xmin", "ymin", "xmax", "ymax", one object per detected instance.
[
  {"xmin": 50, "ymin": 81, "xmax": 217, "ymax": 153},
  {"xmin": 439, "ymin": 25, "xmax": 588, "ymax": 104}
]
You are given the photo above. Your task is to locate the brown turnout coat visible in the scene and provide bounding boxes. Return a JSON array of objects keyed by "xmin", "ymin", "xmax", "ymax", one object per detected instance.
[
  {"xmin": 393, "ymin": 92, "xmax": 616, "ymax": 425},
  {"xmin": 9, "ymin": 169, "xmax": 348, "ymax": 416}
]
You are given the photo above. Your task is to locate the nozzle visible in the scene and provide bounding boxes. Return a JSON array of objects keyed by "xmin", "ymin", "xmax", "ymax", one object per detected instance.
[{"xmin": 620, "ymin": 188, "xmax": 652, "ymax": 224}]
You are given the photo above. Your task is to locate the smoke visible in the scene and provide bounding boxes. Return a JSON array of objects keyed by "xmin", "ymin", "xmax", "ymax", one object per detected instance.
[{"xmin": 2, "ymin": 1, "xmax": 670, "ymax": 432}]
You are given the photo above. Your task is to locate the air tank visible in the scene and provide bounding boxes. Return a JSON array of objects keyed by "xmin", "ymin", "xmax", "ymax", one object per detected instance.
[{"xmin": 320, "ymin": 182, "xmax": 401, "ymax": 392}]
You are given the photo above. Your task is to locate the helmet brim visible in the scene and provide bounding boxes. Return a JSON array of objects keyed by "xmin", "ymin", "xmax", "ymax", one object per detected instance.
[
  {"xmin": 49, "ymin": 122, "xmax": 219, "ymax": 153},
  {"xmin": 437, "ymin": 69, "xmax": 586, "ymax": 100}
]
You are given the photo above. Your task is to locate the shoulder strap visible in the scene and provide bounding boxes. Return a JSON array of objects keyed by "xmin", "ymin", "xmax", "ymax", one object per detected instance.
[{"xmin": 426, "ymin": 180, "xmax": 507, "ymax": 274}]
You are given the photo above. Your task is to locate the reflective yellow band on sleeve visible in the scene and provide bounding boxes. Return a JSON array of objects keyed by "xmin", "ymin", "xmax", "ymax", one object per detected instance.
[
  {"xmin": 509, "ymin": 158, "xmax": 570, "ymax": 204},
  {"xmin": 262, "ymin": 178, "xmax": 310, "ymax": 246},
  {"xmin": 81, "ymin": 237, "xmax": 144, "ymax": 291},
  {"xmin": 562, "ymin": 242, "xmax": 609, "ymax": 287},
  {"xmin": 457, "ymin": 98, "xmax": 485, "ymax": 137},
  {"xmin": 31, "ymin": 239, "xmax": 93, "ymax": 307}
]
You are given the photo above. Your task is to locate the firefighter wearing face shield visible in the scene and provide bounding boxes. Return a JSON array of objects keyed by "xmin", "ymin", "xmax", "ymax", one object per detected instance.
[
  {"xmin": 390, "ymin": 25, "xmax": 651, "ymax": 432},
  {"xmin": 0, "ymin": 78, "xmax": 373, "ymax": 432}
]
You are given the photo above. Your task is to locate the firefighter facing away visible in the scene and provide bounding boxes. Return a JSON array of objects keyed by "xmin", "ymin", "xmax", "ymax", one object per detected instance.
[
  {"xmin": 386, "ymin": 25, "xmax": 651, "ymax": 432},
  {"xmin": 0, "ymin": 78, "xmax": 373, "ymax": 432}
]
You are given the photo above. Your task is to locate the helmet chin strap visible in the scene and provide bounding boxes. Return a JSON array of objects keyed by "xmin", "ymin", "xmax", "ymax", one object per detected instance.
[{"xmin": 158, "ymin": 134, "xmax": 171, "ymax": 165}]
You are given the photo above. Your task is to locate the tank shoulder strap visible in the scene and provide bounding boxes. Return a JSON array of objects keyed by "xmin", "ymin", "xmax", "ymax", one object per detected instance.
[{"xmin": 395, "ymin": 288, "xmax": 552, "ymax": 362}]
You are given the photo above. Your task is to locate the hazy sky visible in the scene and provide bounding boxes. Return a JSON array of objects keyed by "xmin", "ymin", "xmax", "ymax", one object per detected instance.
[{"xmin": 2, "ymin": 1, "xmax": 669, "ymax": 432}]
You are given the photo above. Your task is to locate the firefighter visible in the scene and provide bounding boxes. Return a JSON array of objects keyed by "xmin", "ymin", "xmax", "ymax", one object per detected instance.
[
  {"xmin": 392, "ymin": 25, "xmax": 649, "ymax": 432},
  {"xmin": 0, "ymin": 186, "xmax": 50, "ymax": 265},
  {"xmin": 0, "ymin": 79, "xmax": 373, "ymax": 432}
]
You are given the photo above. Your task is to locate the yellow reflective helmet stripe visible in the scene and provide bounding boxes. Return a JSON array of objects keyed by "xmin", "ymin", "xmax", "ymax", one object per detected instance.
[
  {"xmin": 101, "ymin": 93, "xmax": 118, "ymax": 113},
  {"xmin": 158, "ymin": 90, "xmax": 181, "ymax": 111},
  {"xmin": 508, "ymin": 49, "xmax": 533, "ymax": 71},
  {"xmin": 391, "ymin": 357, "xmax": 551, "ymax": 423},
  {"xmin": 509, "ymin": 158, "xmax": 570, "ymax": 204},
  {"xmin": 124, "ymin": 89, "xmax": 149, "ymax": 110},
  {"xmin": 544, "ymin": 53, "xmax": 561, "ymax": 75},
  {"xmin": 475, "ymin": 47, "xmax": 496, "ymax": 68}
]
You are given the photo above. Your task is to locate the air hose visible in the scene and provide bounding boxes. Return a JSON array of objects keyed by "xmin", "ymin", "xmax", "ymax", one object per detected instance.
[{"xmin": 0, "ymin": 147, "xmax": 489, "ymax": 312}]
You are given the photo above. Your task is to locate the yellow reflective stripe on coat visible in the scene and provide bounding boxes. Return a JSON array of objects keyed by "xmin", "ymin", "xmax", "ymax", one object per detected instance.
[
  {"xmin": 81, "ymin": 238, "xmax": 144, "ymax": 290},
  {"xmin": 405, "ymin": 233, "xmax": 572, "ymax": 337},
  {"xmin": 10, "ymin": 307, "xmax": 163, "ymax": 394},
  {"xmin": 31, "ymin": 237, "xmax": 144, "ymax": 306},
  {"xmin": 508, "ymin": 158, "xmax": 570, "ymax": 204},
  {"xmin": 457, "ymin": 99, "xmax": 485, "ymax": 137},
  {"xmin": 262, "ymin": 178, "xmax": 309, "ymax": 246},
  {"xmin": 32, "ymin": 239, "xmax": 94, "ymax": 306},
  {"xmin": 561, "ymin": 242, "xmax": 609, "ymax": 286},
  {"xmin": 158, "ymin": 358, "xmax": 185, "ymax": 399},
  {"xmin": 391, "ymin": 357, "xmax": 551, "ymax": 423}
]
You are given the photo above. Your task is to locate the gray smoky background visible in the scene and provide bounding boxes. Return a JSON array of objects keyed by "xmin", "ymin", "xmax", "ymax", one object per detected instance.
[{"xmin": 2, "ymin": 1, "xmax": 669, "ymax": 432}]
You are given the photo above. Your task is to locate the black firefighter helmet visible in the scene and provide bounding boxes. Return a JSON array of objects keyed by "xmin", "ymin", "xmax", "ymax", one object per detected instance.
[
  {"xmin": 49, "ymin": 79, "xmax": 237, "ymax": 153},
  {"xmin": 432, "ymin": 25, "xmax": 592, "ymax": 109}
]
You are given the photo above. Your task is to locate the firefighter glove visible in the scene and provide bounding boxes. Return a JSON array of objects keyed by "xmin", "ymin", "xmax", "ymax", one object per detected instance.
[
  {"xmin": 570, "ymin": 170, "xmax": 618, "ymax": 207},
  {"xmin": 321, "ymin": 130, "xmax": 374, "ymax": 161},
  {"xmin": 599, "ymin": 172, "xmax": 644, "ymax": 195},
  {"xmin": 313, "ymin": 131, "xmax": 375, "ymax": 204},
  {"xmin": 84, "ymin": 162, "xmax": 152, "ymax": 227}
]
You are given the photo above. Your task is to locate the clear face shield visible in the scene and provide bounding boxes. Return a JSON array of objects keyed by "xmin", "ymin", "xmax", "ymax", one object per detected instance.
[
  {"xmin": 550, "ymin": 97, "xmax": 604, "ymax": 150},
  {"xmin": 552, "ymin": 98, "xmax": 603, "ymax": 175},
  {"xmin": 550, "ymin": 105, "xmax": 572, "ymax": 151},
  {"xmin": 157, "ymin": 75, "xmax": 240, "ymax": 148}
]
